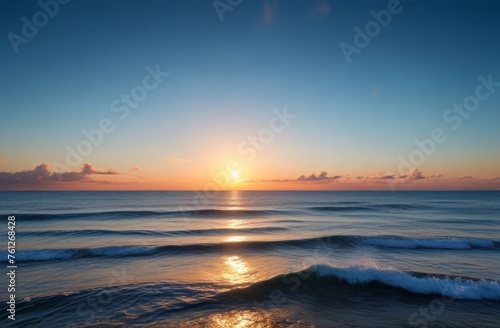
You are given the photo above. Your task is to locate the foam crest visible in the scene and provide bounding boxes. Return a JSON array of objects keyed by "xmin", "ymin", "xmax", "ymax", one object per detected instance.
[{"xmin": 312, "ymin": 264, "xmax": 500, "ymax": 300}]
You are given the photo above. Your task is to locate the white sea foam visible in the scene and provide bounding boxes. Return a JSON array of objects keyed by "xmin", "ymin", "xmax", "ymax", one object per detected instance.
[{"xmin": 312, "ymin": 264, "xmax": 500, "ymax": 300}]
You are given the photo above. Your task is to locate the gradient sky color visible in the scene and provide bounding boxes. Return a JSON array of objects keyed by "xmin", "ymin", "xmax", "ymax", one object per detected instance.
[{"xmin": 1, "ymin": 0, "xmax": 499, "ymax": 190}]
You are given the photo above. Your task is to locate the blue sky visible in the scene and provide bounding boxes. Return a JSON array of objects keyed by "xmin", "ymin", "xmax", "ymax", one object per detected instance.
[{"xmin": 1, "ymin": 0, "xmax": 499, "ymax": 190}]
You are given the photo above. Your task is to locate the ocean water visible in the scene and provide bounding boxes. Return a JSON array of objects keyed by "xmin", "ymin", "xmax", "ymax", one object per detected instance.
[{"xmin": 1, "ymin": 191, "xmax": 499, "ymax": 327}]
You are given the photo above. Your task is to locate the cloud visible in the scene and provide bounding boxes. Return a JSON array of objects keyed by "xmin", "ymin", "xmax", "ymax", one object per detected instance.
[
  {"xmin": 250, "ymin": 171, "xmax": 342, "ymax": 184},
  {"xmin": 165, "ymin": 156, "xmax": 192, "ymax": 163},
  {"xmin": 371, "ymin": 168, "xmax": 424, "ymax": 181},
  {"xmin": 261, "ymin": 1, "xmax": 278, "ymax": 24},
  {"xmin": 0, "ymin": 163, "xmax": 119, "ymax": 187},
  {"xmin": 379, "ymin": 175, "xmax": 396, "ymax": 180},
  {"xmin": 297, "ymin": 171, "xmax": 342, "ymax": 182},
  {"xmin": 459, "ymin": 175, "xmax": 475, "ymax": 180},
  {"xmin": 308, "ymin": 0, "xmax": 330, "ymax": 18},
  {"xmin": 367, "ymin": 170, "xmax": 396, "ymax": 180},
  {"xmin": 130, "ymin": 165, "xmax": 141, "ymax": 171},
  {"xmin": 81, "ymin": 163, "xmax": 118, "ymax": 175},
  {"xmin": 407, "ymin": 168, "xmax": 425, "ymax": 181}
]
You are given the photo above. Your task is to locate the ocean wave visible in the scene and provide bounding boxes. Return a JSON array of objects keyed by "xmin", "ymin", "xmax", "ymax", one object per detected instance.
[
  {"xmin": 356, "ymin": 236, "xmax": 499, "ymax": 249},
  {"xmin": 11, "ymin": 203, "xmax": 434, "ymax": 221},
  {"xmin": 12, "ymin": 209, "xmax": 297, "ymax": 221},
  {"xmin": 307, "ymin": 206, "xmax": 372, "ymax": 212},
  {"xmin": 307, "ymin": 203, "xmax": 423, "ymax": 212},
  {"xmin": 4, "ymin": 246, "xmax": 158, "ymax": 262},
  {"xmin": 4, "ymin": 235, "xmax": 499, "ymax": 263},
  {"xmin": 310, "ymin": 264, "xmax": 500, "ymax": 300},
  {"xmin": 226, "ymin": 264, "xmax": 500, "ymax": 301},
  {"xmin": 21, "ymin": 226, "xmax": 288, "ymax": 238}
]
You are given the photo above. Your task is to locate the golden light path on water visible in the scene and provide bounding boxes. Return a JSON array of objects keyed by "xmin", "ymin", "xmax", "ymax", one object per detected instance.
[
  {"xmin": 222, "ymin": 255, "xmax": 250, "ymax": 284},
  {"xmin": 224, "ymin": 235, "xmax": 247, "ymax": 243},
  {"xmin": 172, "ymin": 309, "xmax": 292, "ymax": 328}
]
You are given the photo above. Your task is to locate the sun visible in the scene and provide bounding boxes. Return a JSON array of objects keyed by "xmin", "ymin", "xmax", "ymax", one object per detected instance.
[{"xmin": 230, "ymin": 170, "xmax": 240, "ymax": 181}]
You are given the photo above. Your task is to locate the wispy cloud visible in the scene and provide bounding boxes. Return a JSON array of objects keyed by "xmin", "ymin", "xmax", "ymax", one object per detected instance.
[
  {"xmin": 459, "ymin": 175, "xmax": 475, "ymax": 180},
  {"xmin": 297, "ymin": 171, "xmax": 342, "ymax": 182},
  {"xmin": 249, "ymin": 171, "xmax": 342, "ymax": 184},
  {"xmin": 165, "ymin": 156, "xmax": 192, "ymax": 163},
  {"xmin": 308, "ymin": 0, "xmax": 331, "ymax": 18},
  {"xmin": 81, "ymin": 163, "xmax": 118, "ymax": 175},
  {"xmin": 261, "ymin": 1, "xmax": 278, "ymax": 24},
  {"xmin": 367, "ymin": 169, "xmax": 396, "ymax": 180},
  {"xmin": 130, "ymin": 165, "xmax": 141, "ymax": 171}
]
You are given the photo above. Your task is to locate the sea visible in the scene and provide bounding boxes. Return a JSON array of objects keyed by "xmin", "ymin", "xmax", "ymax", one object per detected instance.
[{"xmin": 1, "ymin": 191, "xmax": 499, "ymax": 327}]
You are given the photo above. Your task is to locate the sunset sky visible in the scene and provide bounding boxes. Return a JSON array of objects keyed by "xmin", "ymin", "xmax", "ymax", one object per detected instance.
[{"xmin": 1, "ymin": 0, "xmax": 499, "ymax": 190}]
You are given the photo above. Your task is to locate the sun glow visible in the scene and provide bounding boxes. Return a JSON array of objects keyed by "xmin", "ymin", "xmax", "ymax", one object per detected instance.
[{"xmin": 230, "ymin": 170, "xmax": 240, "ymax": 182}]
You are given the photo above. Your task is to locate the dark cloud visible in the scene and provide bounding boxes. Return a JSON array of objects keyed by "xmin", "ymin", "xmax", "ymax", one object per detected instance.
[
  {"xmin": 81, "ymin": 163, "xmax": 118, "ymax": 175},
  {"xmin": 394, "ymin": 168, "xmax": 425, "ymax": 181},
  {"xmin": 0, "ymin": 163, "xmax": 119, "ymax": 187},
  {"xmin": 407, "ymin": 168, "xmax": 425, "ymax": 181},
  {"xmin": 378, "ymin": 175, "xmax": 396, "ymax": 180},
  {"xmin": 297, "ymin": 171, "xmax": 342, "ymax": 182},
  {"xmin": 250, "ymin": 171, "xmax": 342, "ymax": 184}
]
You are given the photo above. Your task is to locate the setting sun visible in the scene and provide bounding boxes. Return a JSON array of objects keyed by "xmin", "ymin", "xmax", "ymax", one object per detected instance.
[{"xmin": 230, "ymin": 170, "xmax": 240, "ymax": 181}]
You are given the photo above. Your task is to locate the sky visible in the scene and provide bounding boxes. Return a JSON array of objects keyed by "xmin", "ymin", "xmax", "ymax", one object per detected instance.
[{"xmin": 0, "ymin": 0, "xmax": 499, "ymax": 190}]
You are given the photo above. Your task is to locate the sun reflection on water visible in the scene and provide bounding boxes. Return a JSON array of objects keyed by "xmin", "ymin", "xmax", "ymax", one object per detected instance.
[
  {"xmin": 224, "ymin": 235, "xmax": 247, "ymax": 243},
  {"xmin": 222, "ymin": 255, "xmax": 249, "ymax": 284},
  {"xmin": 227, "ymin": 219, "xmax": 243, "ymax": 229},
  {"xmin": 195, "ymin": 309, "xmax": 288, "ymax": 328}
]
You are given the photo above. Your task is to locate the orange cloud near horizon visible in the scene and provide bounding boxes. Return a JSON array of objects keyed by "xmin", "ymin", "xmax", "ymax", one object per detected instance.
[{"xmin": 0, "ymin": 163, "xmax": 499, "ymax": 191}]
